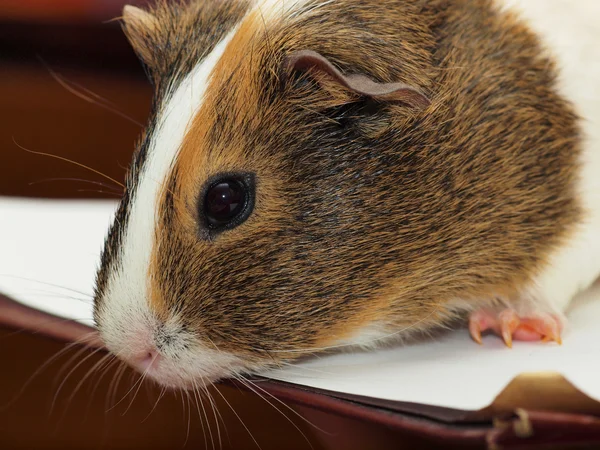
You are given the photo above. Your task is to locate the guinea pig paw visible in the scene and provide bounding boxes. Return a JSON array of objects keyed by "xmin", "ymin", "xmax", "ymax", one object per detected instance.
[{"xmin": 468, "ymin": 309, "xmax": 562, "ymax": 348}]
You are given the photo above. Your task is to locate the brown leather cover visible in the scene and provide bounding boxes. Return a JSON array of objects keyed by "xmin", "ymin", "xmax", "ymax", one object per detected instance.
[{"xmin": 2, "ymin": 293, "xmax": 600, "ymax": 449}]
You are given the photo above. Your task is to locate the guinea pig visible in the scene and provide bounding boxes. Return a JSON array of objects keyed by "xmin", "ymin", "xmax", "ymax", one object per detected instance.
[{"xmin": 93, "ymin": 0, "xmax": 600, "ymax": 389}]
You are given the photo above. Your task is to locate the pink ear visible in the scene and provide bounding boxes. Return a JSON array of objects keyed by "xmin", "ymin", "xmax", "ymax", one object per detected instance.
[{"xmin": 285, "ymin": 50, "xmax": 430, "ymax": 110}]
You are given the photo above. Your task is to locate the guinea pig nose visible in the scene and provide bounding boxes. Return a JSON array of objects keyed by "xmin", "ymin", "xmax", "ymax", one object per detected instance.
[{"xmin": 135, "ymin": 348, "xmax": 162, "ymax": 372}]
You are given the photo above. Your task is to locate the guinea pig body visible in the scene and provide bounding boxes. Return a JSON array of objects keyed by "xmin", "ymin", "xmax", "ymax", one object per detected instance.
[{"xmin": 93, "ymin": 0, "xmax": 600, "ymax": 388}]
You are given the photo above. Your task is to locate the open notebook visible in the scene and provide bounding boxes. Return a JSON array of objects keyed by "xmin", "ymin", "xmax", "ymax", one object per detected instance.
[{"xmin": 2, "ymin": 196, "xmax": 600, "ymax": 412}]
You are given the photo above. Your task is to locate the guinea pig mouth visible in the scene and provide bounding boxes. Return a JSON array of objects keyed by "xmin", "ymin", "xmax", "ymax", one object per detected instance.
[
  {"xmin": 140, "ymin": 365, "xmax": 219, "ymax": 390},
  {"xmin": 117, "ymin": 342, "xmax": 251, "ymax": 390},
  {"xmin": 125, "ymin": 352, "xmax": 224, "ymax": 390},
  {"xmin": 96, "ymin": 305, "xmax": 250, "ymax": 389}
]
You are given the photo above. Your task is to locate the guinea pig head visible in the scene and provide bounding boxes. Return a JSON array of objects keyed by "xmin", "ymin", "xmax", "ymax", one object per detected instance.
[{"xmin": 93, "ymin": 0, "xmax": 433, "ymax": 389}]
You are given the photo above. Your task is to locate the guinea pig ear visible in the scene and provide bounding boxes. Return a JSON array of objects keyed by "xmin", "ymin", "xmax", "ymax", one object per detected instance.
[
  {"xmin": 285, "ymin": 50, "xmax": 430, "ymax": 110},
  {"xmin": 122, "ymin": 5, "xmax": 159, "ymax": 68}
]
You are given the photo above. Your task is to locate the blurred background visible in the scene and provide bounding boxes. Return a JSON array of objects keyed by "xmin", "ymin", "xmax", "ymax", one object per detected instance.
[{"xmin": 0, "ymin": 0, "xmax": 149, "ymax": 199}]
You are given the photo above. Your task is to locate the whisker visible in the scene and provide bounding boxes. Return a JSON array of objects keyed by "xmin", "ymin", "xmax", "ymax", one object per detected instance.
[
  {"xmin": 16, "ymin": 289, "xmax": 91, "ymax": 304},
  {"xmin": 213, "ymin": 385, "xmax": 263, "ymax": 450},
  {"xmin": 65, "ymin": 351, "xmax": 112, "ymax": 409},
  {"xmin": 106, "ymin": 341, "xmax": 155, "ymax": 414},
  {"xmin": 193, "ymin": 380, "xmax": 216, "ymax": 450},
  {"xmin": 121, "ymin": 367, "xmax": 150, "ymax": 416},
  {"xmin": 50, "ymin": 346, "xmax": 105, "ymax": 415},
  {"xmin": 246, "ymin": 375, "xmax": 331, "ymax": 435},
  {"xmin": 259, "ymin": 306, "xmax": 441, "ymax": 354},
  {"xmin": 208, "ymin": 388, "xmax": 229, "ymax": 435},
  {"xmin": 236, "ymin": 376, "xmax": 316, "ymax": 448},
  {"xmin": 202, "ymin": 382, "xmax": 225, "ymax": 450},
  {"xmin": 183, "ymin": 390, "xmax": 192, "ymax": 449},
  {"xmin": 190, "ymin": 381, "xmax": 209, "ymax": 450},
  {"xmin": 85, "ymin": 355, "xmax": 119, "ymax": 421},
  {"xmin": 0, "ymin": 274, "xmax": 94, "ymax": 299},
  {"xmin": 108, "ymin": 359, "xmax": 150, "ymax": 413},
  {"xmin": 141, "ymin": 384, "xmax": 167, "ymax": 423},
  {"xmin": 28, "ymin": 177, "xmax": 123, "ymax": 193},
  {"xmin": 0, "ymin": 339, "xmax": 86, "ymax": 411},
  {"xmin": 55, "ymin": 350, "xmax": 112, "ymax": 429},
  {"xmin": 52, "ymin": 338, "xmax": 99, "ymax": 383},
  {"xmin": 44, "ymin": 64, "xmax": 145, "ymax": 127},
  {"xmin": 13, "ymin": 138, "xmax": 125, "ymax": 190},
  {"xmin": 0, "ymin": 315, "xmax": 95, "ymax": 342},
  {"xmin": 49, "ymin": 332, "xmax": 103, "ymax": 385},
  {"xmin": 76, "ymin": 189, "xmax": 122, "ymax": 197},
  {"xmin": 106, "ymin": 363, "xmax": 128, "ymax": 413},
  {"xmin": 267, "ymin": 360, "xmax": 337, "ymax": 375}
]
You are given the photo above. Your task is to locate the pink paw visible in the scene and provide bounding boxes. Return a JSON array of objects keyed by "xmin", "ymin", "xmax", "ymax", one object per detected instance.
[{"xmin": 468, "ymin": 309, "xmax": 563, "ymax": 348}]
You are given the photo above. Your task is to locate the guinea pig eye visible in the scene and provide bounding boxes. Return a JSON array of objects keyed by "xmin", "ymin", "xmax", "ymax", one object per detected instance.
[{"xmin": 202, "ymin": 175, "xmax": 254, "ymax": 232}]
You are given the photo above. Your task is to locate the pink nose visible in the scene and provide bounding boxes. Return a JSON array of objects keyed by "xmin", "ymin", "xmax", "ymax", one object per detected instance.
[{"xmin": 135, "ymin": 348, "xmax": 162, "ymax": 372}]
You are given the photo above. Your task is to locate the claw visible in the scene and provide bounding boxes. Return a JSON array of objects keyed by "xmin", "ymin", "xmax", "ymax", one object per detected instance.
[
  {"xmin": 539, "ymin": 329, "xmax": 562, "ymax": 345},
  {"xmin": 498, "ymin": 310, "xmax": 520, "ymax": 348},
  {"xmin": 502, "ymin": 330, "xmax": 512, "ymax": 348},
  {"xmin": 468, "ymin": 310, "xmax": 493, "ymax": 345},
  {"xmin": 469, "ymin": 320, "xmax": 483, "ymax": 345},
  {"xmin": 468, "ymin": 308, "xmax": 564, "ymax": 347},
  {"xmin": 521, "ymin": 315, "xmax": 562, "ymax": 345},
  {"xmin": 541, "ymin": 335, "xmax": 562, "ymax": 344}
]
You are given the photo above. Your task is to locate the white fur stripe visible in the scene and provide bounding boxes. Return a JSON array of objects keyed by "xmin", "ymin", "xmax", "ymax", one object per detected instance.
[
  {"xmin": 99, "ymin": 26, "xmax": 241, "ymax": 350},
  {"xmin": 255, "ymin": 0, "xmax": 326, "ymax": 21}
]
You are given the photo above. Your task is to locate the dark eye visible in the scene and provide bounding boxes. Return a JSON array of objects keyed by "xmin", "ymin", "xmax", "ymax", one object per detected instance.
[{"xmin": 203, "ymin": 176, "xmax": 253, "ymax": 231}]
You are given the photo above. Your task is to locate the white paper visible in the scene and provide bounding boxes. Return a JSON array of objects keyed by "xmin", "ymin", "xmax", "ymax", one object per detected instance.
[
  {"xmin": 0, "ymin": 197, "xmax": 116, "ymax": 326},
  {"xmin": 1, "ymin": 196, "xmax": 599, "ymax": 411},
  {"xmin": 265, "ymin": 287, "xmax": 600, "ymax": 410}
]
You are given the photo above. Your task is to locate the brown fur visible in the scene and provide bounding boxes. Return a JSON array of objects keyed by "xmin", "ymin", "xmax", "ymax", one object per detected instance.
[{"xmin": 102, "ymin": 0, "xmax": 581, "ymax": 367}]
